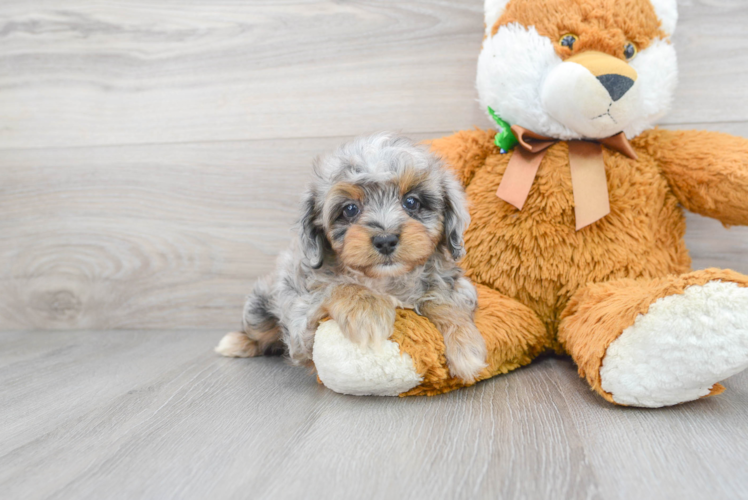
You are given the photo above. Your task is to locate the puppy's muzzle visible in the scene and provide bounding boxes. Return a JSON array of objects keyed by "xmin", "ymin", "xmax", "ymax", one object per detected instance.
[{"xmin": 372, "ymin": 234, "xmax": 399, "ymax": 256}]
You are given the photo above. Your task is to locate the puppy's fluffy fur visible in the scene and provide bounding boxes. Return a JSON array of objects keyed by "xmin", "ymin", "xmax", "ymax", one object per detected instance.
[{"xmin": 216, "ymin": 133, "xmax": 487, "ymax": 381}]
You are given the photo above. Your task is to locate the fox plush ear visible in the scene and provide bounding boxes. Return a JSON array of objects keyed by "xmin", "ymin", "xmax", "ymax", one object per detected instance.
[
  {"xmin": 484, "ymin": 0, "xmax": 511, "ymax": 38},
  {"xmin": 649, "ymin": 0, "xmax": 678, "ymax": 36}
]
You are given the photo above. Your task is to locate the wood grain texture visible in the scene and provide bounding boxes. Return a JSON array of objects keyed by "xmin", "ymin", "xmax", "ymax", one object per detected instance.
[
  {"xmin": 0, "ymin": 0, "xmax": 486, "ymax": 149},
  {"xmin": 1, "ymin": 330, "xmax": 747, "ymax": 500},
  {"xmin": 2, "ymin": 128, "xmax": 747, "ymax": 331},
  {"xmin": 0, "ymin": 3, "xmax": 747, "ymax": 329},
  {"xmin": 0, "ymin": 0, "xmax": 746, "ymax": 150}
]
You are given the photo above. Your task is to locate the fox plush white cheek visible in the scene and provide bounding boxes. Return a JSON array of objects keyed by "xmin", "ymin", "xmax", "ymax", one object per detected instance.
[{"xmin": 478, "ymin": 0, "xmax": 678, "ymax": 140}]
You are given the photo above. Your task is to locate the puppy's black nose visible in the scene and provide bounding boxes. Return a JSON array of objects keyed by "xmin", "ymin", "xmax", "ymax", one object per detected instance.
[
  {"xmin": 372, "ymin": 234, "xmax": 399, "ymax": 256},
  {"xmin": 597, "ymin": 74, "xmax": 635, "ymax": 101}
]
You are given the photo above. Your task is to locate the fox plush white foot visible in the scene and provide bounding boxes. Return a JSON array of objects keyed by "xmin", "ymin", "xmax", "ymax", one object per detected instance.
[
  {"xmin": 600, "ymin": 281, "xmax": 748, "ymax": 407},
  {"xmin": 313, "ymin": 321, "xmax": 423, "ymax": 396}
]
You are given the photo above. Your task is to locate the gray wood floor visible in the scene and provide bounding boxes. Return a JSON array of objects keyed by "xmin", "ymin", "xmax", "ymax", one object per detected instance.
[
  {"xmin": 2, "ymin": 1, "xmax": 748, "ymax": 499},
  {"xmin": 2, "ymin": 330, "xmax": 748, "ymax": 500}
]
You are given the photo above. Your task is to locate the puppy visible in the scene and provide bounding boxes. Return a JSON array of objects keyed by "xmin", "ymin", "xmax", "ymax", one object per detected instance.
[{"xmin": 216, "ymin": 133, "xmax": 488, "ymax": 381}]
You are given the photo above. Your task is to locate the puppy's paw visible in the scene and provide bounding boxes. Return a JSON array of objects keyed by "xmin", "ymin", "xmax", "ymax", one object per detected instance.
[
  {"xmin": 215, "ymin": 331, "xmax": 262, "ymax": 358},
  {"xmin": 338, "ymin": 311, "xmax": 396, "ymax": 349},
  {"xmin": 325, "ymin": 285, "xmax": 397, "ymax": 349},
  {"xmin": 445, "ymin": 325, "xmax": 488, "ymax": 382},
  {"xmin": 356, "ymin": 315, "xmax": 395, "ymax": 349},
  {"xmin": 332, "ymin": 300, "xmax": 396, "ymax": 349}
]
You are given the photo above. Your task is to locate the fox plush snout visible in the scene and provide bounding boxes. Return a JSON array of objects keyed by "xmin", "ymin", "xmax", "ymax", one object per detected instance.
[
  {"xmin": 566, "ymin": 51, "xmax": 638, "ymax": 100},
  {"xmin": 542, "ymin": 50, "xmax": 642, "ymax": 139}
]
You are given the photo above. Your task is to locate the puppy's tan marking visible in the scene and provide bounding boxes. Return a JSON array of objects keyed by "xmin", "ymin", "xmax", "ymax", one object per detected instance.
[
  {"xmin": 323, "ymin": 182, "xmax": 365, "ymax": 236},
  {"xmin": 215, "ymin": 331, "xmax": 263, "ymax": 358},
  {"xmin": 397, "ymin": 220, "xmax": 438, "ymax": 268},
  {"xmin": 340, "ymin": 225, "xmax": 379, "ymax": 269},
  {"xmin": 324, "ymin": 284, "xmax": 396, "ymax": 347},
  {"xmin": 418, "ymin": 302, "xmax": 488, "ymax": 382},
  {"xmin": 329, "ymin": 182, "xmax": 364, "ymax": 202},
  {"xmin": 398, "ymin": 168, "xmax": 428, "ymax": 196},
  {"xmin": 216, "ymin": 324, "xmax": 284, "ymax": 358}
]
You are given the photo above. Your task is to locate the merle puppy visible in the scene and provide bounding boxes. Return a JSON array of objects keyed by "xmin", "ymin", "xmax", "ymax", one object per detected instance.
[{"xmin": 216, "ymin": 133, "xmax": 487, "ymax": 382}]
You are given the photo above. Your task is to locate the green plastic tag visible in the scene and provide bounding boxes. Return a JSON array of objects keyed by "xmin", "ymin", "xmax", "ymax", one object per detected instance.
[{"xmin": 487, "ymin": 106, "xmax": 518, "ymax": 153}]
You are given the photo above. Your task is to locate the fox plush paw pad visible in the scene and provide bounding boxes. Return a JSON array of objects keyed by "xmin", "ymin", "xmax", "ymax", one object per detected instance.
[{"xmin": 312, "ymin": 321, "xmax": 423, "ymax": 396}]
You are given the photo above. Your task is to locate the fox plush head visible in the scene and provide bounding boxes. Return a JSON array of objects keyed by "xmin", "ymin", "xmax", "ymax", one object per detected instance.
[{"xmin": 477, "ymin": 0, "xmax": 678, "ymax": 140}]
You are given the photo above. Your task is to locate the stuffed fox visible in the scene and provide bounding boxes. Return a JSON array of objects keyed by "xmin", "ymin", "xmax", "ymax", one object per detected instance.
[{"xmin": 312, "ymin": 0, "xmax": 748, "ymax": 407}]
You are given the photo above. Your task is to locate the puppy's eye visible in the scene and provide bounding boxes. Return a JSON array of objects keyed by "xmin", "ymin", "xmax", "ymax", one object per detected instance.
[
  {"xmin": 342, "ymin": 203, "xmax": 359, "ymax": 219},
  {"xmin": 403, "ymin": 196, "xmax": 420, "ymax": 211},
  {"xmin": 623, "ymin": 42, "xmax": 637, "ymax": 60},
  {"xmin": 560, "ymin": 34, "xmax": 578, "ymax": 50}
]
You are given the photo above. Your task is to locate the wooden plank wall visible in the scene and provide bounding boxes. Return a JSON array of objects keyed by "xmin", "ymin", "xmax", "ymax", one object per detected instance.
[{"xmin": 1, "ymin": 0, "xmax": 747, "ymax": 331}]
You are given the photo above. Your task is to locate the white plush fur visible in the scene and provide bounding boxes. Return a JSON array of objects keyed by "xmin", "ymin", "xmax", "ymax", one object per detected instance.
[
  {"xmin": 477, "ymin": 24, "xmax": 573, "ymax": 139},
  {"xmin": 313, "ymin": 320, "xmax": 423, "ymax": 396},
  {"xmin": 483, "ymin": 0, "xmax": 511, "ymax": 37},
  {"xmin": 600, "ymin": 282, "xmax": 748, "ymax": 408},
  {"xmin": 477, "ymin": 14, "xmax": 678, "ymax": 140},
  {"xmin": 650, "ymin": 0, "xmax": 678, "ymax": 35},
  {"xmin": 624, "ymin": 38, "xmax": 678, "ymax": 138}
]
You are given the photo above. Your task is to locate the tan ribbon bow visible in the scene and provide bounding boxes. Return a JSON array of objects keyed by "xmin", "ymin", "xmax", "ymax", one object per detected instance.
[{"xmin": 495, "ymin": 125, "xmax": 638, "ymax": 230}]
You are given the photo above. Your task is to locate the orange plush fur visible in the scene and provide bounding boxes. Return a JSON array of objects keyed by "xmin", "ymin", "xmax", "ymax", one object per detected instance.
[
  {"xmin": 391, "ymin": 128, "xmax": 748, "ymax": 398},
  {"xmin": 558, "ymin": 268, "xmax": 748, "ymax": 402},
  {"xmin": 383, "ymin": 2, "xmax": 748, "ymax": 400},
  {"xmin": 491, "ymin": 0, "xmax": 667, "ymax": 55}
]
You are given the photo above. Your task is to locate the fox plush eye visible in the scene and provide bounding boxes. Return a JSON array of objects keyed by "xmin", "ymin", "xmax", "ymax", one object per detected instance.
[
  {"xmin": 560, "ymin": 34, "xmax": 578, "ymax": 50},
  {"xmin": 402, "ymin": 196, "xmax": 421, "ymax": 212},
  {"xmin": 342, "ymin": 203, "xmax": 360, "ymax": 219},
  {"xmin": 623, "ymin": 42, "xmax": 638, "ymax": 60}
]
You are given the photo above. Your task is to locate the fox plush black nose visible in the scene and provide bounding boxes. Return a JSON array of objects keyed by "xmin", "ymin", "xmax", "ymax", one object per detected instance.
[
  {"xmin": 597, "ymin": 74, "xmax": 635, "ymax": 102},
  {"xmin": 372, "ymin": 234, "xmax": 399, "ymax": 255}
]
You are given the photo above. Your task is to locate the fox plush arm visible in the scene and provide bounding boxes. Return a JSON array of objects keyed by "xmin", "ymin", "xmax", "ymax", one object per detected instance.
[
  {"xmin": 637, "ymin": 128, "xmax": 748, "ymax": 226},
  {"xmin": 428, "ymin": 129, "xmax": 497, "ymax": 187}
]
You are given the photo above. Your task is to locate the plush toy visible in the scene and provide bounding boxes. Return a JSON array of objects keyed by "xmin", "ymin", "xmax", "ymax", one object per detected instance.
[{"xmin": 312, "ymin": 0, "xmax": 748, "ymax": 406}]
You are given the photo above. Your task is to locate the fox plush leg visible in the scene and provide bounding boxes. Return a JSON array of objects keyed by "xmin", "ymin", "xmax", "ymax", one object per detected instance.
[
  {"xmin": 559, "ymin": 269, "xmax": 748, "ymax": 407},
  {"xmin": 313, "ymin": 284, "xmax": 549, "ymax": 396}
]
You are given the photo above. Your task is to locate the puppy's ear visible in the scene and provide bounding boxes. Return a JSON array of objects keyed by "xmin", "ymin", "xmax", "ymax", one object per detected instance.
[
  {"xmin": 298, "ymin": 188, "xmax": 327, "ymax": 269},
  {"xmin": 440, "ymin": 174, "xmax": 470, "ymax": 261}
]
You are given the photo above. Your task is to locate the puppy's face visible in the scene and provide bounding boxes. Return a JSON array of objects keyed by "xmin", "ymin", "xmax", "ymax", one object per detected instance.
[
  {"xmin": 324, "ymin": 173, "xmax": 441, "ymax": 278},
  {"xmin": 299, "ymin": 134, "xmax": 469, "ymax": 278}
]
